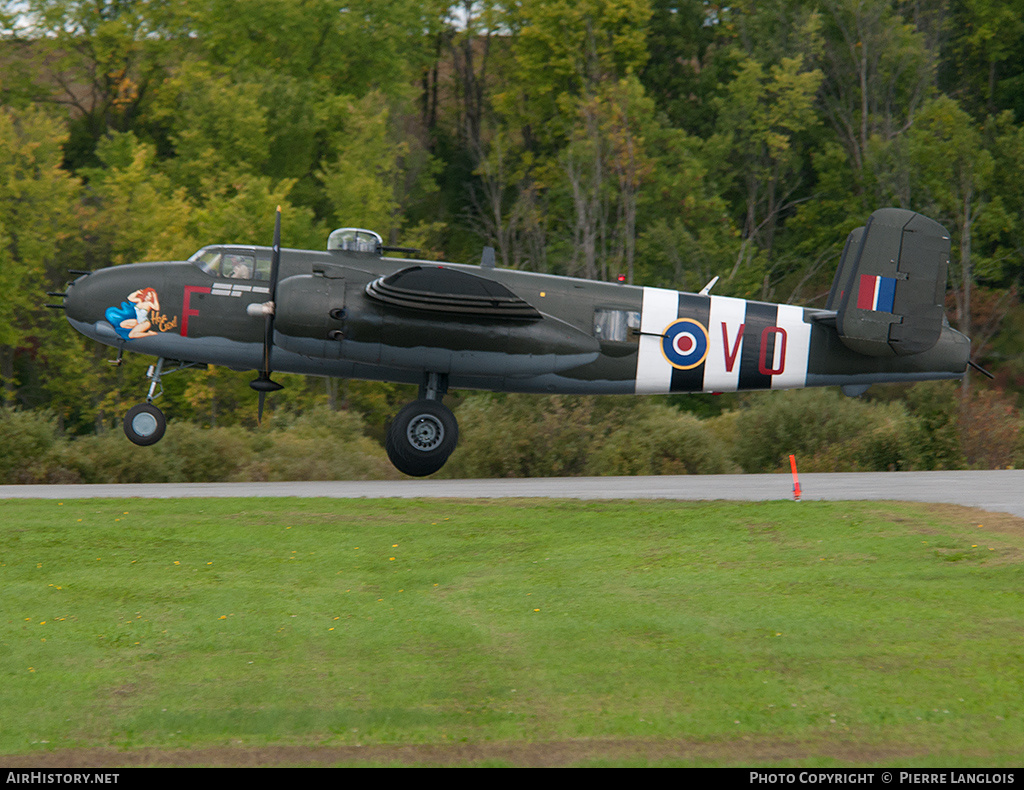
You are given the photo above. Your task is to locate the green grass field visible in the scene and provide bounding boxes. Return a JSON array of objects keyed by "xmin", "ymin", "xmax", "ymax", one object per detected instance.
[{"xmin": 1, "ymin": 497, "xmax": 1022, "ymax": 767}]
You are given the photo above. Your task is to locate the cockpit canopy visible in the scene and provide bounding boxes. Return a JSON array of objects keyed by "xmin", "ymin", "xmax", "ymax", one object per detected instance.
[
  {"xmin": 187, "ymin": 246, "xmax": 270, "ymax": 280},
  {"xmin": 328, "ymin": 228, "xmax": 383, "ymax": 254}
]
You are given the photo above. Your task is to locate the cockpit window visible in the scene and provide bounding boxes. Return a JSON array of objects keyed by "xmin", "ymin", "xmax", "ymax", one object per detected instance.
[
  {"xmin": 255, "ymin": 251, "xmax": 272, "ymax": 280},
  {"xmin": 188, "ymin": 248, "xmax": 264, "ymax": 280},
  {"xmin": 594, "ymin": 308, "xmax": 641, "ymax": 342},
  {"xmin": 222, "ymin": 253, "xmax": 254, "ymax": 279},
  {"xmin": 189, "ymin": 249, "xmax": 222, "ymax": 275}
]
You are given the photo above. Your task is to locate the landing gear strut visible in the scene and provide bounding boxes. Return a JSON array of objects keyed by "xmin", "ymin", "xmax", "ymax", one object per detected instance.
[
  {"xmin": 385, "ymin": 373, "xmax": 459, "ymax": 477},
  {"xmin": 122, "ymin": 357, "xmax": 203, "ymax": 447}
]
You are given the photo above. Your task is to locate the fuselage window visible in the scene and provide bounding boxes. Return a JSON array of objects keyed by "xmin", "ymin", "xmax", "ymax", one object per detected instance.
[{"xmin": 594, "ymin": 308, "xmax": 641, "ymax": 342}]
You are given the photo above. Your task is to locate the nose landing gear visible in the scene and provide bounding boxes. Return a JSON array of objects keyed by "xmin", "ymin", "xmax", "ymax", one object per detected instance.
[{"xmin": 122, "ymin": 357, "xmax": 204, "ymax": 447}]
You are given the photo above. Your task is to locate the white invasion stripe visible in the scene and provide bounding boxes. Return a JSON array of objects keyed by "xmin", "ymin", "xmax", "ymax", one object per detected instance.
[
  {"xmin": 703, "ymin": 295, "xmax": 747, "ymax": 392},
  {"xmin": 634, "ymin": 287, "xmax": 678, "ymax": 394},
  {"xmin": 771, "ymin": 303, "xmax": 811, "ymax": 390}
]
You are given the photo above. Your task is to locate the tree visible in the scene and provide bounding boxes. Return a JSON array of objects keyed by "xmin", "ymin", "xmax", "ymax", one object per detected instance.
[
  {"xmin": 907, "ymin": 96, "xmax": 995, "ymax": 393},
  {"xmin": 940, "ymin": 0, "xmax": 1024, "ymax": 118},
  {"xmin": 640, "ymin": 0, "xmax": 740, "ymax": 136},
  {"xmin": 472, "ymin": 0, "xmax": 653, "ymax": 278},
  {"xmin": 501, "ymin": 0, "xmax": 652, "ymax": 155},
  {"xmin": 817, "ymin": 0, "xmax": 933, "ymax": 190},
  {"xmin": 150, "ymin": 61, "xmax": 271, "ymax": 198},
  {"xmin": 0, "ymin": 107, "xmax": 81, "ymax": 404},
  {"xmin": 318, "ymin": 91, "xmax": 441, "ymax": 247},
  {"xmin": 711, "ymin": 54, "xmax": 823, "ymax": 297},
  {"xmin": 80, "ymin": 132, "xmax": 196, "ymax": 266},
  {"xmin": 0, "ymin": 0, "xmax": 178, "ymax": 170},
  {"xmin": 561, "ymin": 77, "xmax": 654, "ymax": 282}
]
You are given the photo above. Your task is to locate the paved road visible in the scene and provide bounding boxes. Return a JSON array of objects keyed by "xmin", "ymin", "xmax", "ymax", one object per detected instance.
[{"xmin": 2, "ymin": 470, "xmax": 1024, "ymax": 517}]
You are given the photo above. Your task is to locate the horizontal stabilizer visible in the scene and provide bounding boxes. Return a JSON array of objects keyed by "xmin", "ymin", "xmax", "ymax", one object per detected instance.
[{"xmin": 833, "ymin": 208, "xmax": 950, "ymax": 357}]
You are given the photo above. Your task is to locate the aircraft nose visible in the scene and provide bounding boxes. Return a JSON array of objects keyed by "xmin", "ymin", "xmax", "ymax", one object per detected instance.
[
  {"xmin": 63, "ymin": 263, "xmax": 170, "ymax": 325},
  {"xmin": 62, "ymin": 271, "xmax": 93, "ymax": 323},
  {"xmin": 62, "ymin": 268, "xmax": 118, "ymax": 325}
]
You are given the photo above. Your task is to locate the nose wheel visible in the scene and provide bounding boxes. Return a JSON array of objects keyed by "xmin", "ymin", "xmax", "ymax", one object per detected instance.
[
  {"xmin": 124, "ymin": 402, "xmax": 167, "ymax": 446},
  {"xmin": 385, "ymin": 399, "xmax": 459, "ymax": 477}
]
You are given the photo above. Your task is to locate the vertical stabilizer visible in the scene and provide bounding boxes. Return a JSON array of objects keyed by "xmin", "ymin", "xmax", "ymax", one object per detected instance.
[
  {"xmin": 833, "ymin": 208, "xmax": 950, "ymax": 357},
  {"xmin": 826, "ymin": 226, "xmax": 864, "ymax": 310}
]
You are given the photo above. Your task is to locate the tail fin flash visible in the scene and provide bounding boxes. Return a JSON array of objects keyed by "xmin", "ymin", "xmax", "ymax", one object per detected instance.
[{"xmin": 833, "ymin": 208, "xmax": 950, "ymax": 357}]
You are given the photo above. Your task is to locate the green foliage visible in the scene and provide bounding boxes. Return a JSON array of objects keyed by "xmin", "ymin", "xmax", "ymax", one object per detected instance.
[
  {"xmin": 443, "ymin": 394, "xmax": 600, "ymax": 477},
  {"xmin": 154, "ymin": 62, "xmax": 271, "ymax": 194},
  {"xmin": 729, "ymin": 383, "xmax": 1022, "ymax": 473},
  {"xmin": 0, "ymin": 0, "xmax": 1023, "ymax": 464},
  {"xmin": 641, "ymin": 0, "xmax": 740, "ymax": 136},
  {"xmin": 902, "ymin": 382, "xmax": 965, "ymax": 470},
  {"xmin": 19, "ymin": 407, "xmax": 395, "ymax": 484},
  {"xmin": 731, "ymin": 388, "xmax": 925, "ymax": 473},
  {"xmin": 711, "ymin": 53, "xmax": 823, "ymax": 297},
  {"xmin": 959, "ymin": 386, "xmax": 1024, "ymax": 469},
  {"xmin": 54, "ymin": 430, "xmax": 183, "ymax": 484},
  {"xmin": 503, "ymin": 0, "xmax": 653, "ymax": 153},
  {"xmin": 816, "ymin": 0, "xmax": 933, "ymax": 178},
  {"xmin": 0, "ymin": 105, "xmax": 81, "ymax": 393},
  {"xmin": 318, "ymin": 91, "xmax": 440, "ymax": 242},
  {"xmin": 442, "ymin": 394, "xmax": 734, "ymax": 478},
  {"xmin": 3, "ymin": 384, "xmax": 1024, "ymax": 483},
  {"xmin": 0, "ymin": 408, "xmax": 59, "ymax": 483},
  {"xmin": 81, "ymin": 132, "xmax": 196, "ymax": 264},
  {"xmin": 588, "ymin": 402, "xmax": 736, "ymax": 475},
  {"xmin": 160, "ymin": 422, "xmax": 252, "ymax": 482},
  {"xmin": 239, "ymin": 407, "xmax": 397, "ymax": 481},
  {"xmin": 940, "ymin": 0, "xmax": 1024, "ymax": 119}
]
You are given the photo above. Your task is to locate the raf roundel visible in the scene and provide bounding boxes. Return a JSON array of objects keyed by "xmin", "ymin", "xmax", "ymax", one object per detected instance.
[{"xmin": 661, "ymin": 318, "xmax": 709, "ymax": 370}]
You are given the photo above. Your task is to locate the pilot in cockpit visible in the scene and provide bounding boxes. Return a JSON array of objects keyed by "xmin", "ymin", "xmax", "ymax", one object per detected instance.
[{"xmin": 226, "ymin": 254, "xmax": 252, "ymax": 279}]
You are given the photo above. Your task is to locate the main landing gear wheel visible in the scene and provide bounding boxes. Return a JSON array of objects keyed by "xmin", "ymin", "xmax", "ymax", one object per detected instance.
[
  {"xmin": 123, "ymin": 403, "xmax": 167, "ymax": 447},
  {"xmin": 385, "ymin": 399, "xmax": 459, "ymax": 477}
]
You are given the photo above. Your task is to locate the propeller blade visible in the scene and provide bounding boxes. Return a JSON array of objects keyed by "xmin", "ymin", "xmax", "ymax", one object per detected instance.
[
  {"xmin": 263, "ymin": 206, "xmax": 282, "ymax": 372},
  {"xmin": 250, "ymin": 206, "xmax": 285, "ymax": 417}
]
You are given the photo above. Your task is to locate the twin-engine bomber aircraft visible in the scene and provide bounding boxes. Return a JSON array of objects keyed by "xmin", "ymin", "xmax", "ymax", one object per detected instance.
[{"xmin": 57, "ymin": 207, "xmax": 971, "ymax": 476}]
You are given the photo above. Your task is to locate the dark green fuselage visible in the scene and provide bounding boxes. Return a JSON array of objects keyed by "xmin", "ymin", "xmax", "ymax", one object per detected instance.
[{"xmin": 64, "ymin": 244, "xmax": 970, "ymax": 396}]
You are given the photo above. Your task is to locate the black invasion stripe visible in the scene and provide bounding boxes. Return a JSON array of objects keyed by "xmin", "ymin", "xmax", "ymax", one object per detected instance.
[
  {"xmin": 737, "ymin": 301, "xmax": 779, "ymax": 390},
  {"xmin": 670, "ymin": 293, "xmax": 712, "ymax": 393}
]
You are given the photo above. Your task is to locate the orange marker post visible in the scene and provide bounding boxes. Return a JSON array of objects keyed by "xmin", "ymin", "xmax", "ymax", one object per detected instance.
[{"xmin": 789, "ymin": 454, "xmax": 801, "ymax": 501}]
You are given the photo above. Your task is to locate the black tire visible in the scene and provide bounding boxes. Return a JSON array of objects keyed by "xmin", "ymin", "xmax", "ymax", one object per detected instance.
[
  {"xmin": 385, "ymin": 399, "xmax": 458, "ymax": 477},
  {"xmin": 123, "ymin": 403, "xmax": 167, "ymax": 447}
]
